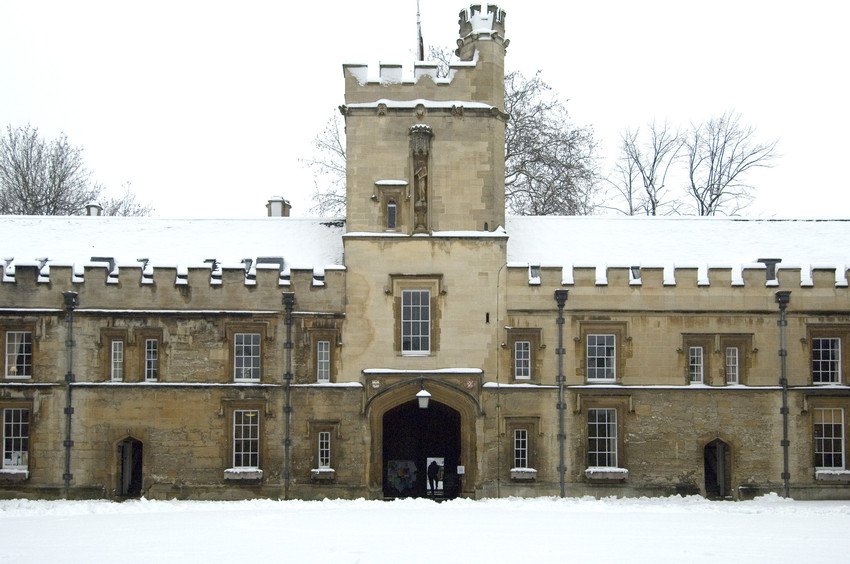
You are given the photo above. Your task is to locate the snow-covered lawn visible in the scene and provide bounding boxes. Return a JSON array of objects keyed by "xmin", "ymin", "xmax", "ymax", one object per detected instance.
[{"xmin": 2, "ymin": 495, "xmax": 849, "ymax": 563}]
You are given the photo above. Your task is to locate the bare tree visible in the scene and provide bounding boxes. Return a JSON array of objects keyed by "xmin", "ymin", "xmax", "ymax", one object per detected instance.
[
  {"xmin": 684, "ymin": 111, "xmax": 777, "ymax": 216},
  {"xmin": 302, "ymin": 114, "xmax": 346, "ymax": 216},
  {"xmin": 606, "ymin": 122, "xmax": 682, "ymax": 215},
  {"xmin": 0, "ymin": 124, "xmax": 99, "ymax": 215},
  {"xmin": 0, "ymin": 124, "xmax": 151, "ymax": 216},
  {"xmin": 504, "ymin": 71, "xmax": 597, "ymax": 215},
  {"xmin": 100, "ymin": 182, "xmax": 153, "ymax": 217},
  {"xmin": 603, "ymin": 152, "xmax": 641, "ymax": 216}
]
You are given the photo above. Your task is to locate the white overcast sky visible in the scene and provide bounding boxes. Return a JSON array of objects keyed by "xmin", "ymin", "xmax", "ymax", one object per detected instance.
[{"xmin": 1, "ymin": 0, "xmax": 847, "ymax": 219}]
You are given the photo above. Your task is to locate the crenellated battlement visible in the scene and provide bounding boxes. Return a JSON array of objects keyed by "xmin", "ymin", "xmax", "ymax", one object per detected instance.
[
  {"xmin": 0, "ymin": 261, "xmax": 346, "ymax": 312},
  {"xmin": 342, "ymin": 5, "xmax": 507, "ymax": 108},
  {"xmin": 508, "ymin": 263, "xmax": 850, "ymax": 291},
  {"xmin": 458, "ymin": 4, "xmax": 506, "ymax": 37}
]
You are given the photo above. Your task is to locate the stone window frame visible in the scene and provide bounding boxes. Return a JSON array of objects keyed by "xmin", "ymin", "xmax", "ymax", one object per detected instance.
[
  {"xmin": 503, "ymin": 417, "xmax": 540, "ymax": 474},
  {"xmin": 724, "ymin": 345, "xmax": 740, "ymax": 385},
  {"xmin": 680, "ymin": 334, "xmax": 753, "ymax": 386},
  {"xmin": 0, "ymin": 400, "xmax": 33, "ymax": 478},
  {"xmin": 807, "ymin": 397, "xmax": 850, "ymax": 481},
  {"xmin": 578, "ymin": 396, "xmax": 630, "ymax": 476},
  {"xmin": 587, "ymin": 407, "xmax": 619, "ymax": 468},
  {"xmin": 225, "ymin": 322, "xmax": 269, "ymax": 383},
  {"xmin": 222, "ymin": 399, "xmax": 268, "ymax": 481},
  {"xmin": 576, "ymin": 321, "xmax": 629, "ymax": 384},
  {"xmin": 390, "ymin": 274, "xmax": 443, "ymax": 356},
  {"xmin": 110, "ymin": 339, "xmax": 125, "ymax": 382},
  {"xmin": 506, "ymin": 328, "xmax": 542, "ymax": 383},
  {"xmin": 2, "ymin": 323, "xmax": 36, "ymax": 380},
  {"xmin": 807, "ymin": 325, "xmax": 849, "ymax": 385},
  {"xmin": 719, "ymin": 335, "xmax": 751, "ymax": 385},
  {"xmin": 386, "ymin": 200, "xmax": 398, "ymax": 230},
  {"xmin": 137, "ymin": 328, "xmax": 164, "ymax": 382},
  {"xmin": 682, "ymin": 335, "xmax": 713, "ymax": 385},
  {"xmin": 377, "ymin": 185, "xmax": 407, "ymax": 233},
  {"xmin": 307, "ymin": 327, "xmax": 338, "ymax": 384},
  {"xmin": 99, "ymin": 328, "xmax": 129, "ymax": 382},
  {"xmin": 813, "ymin": 406, "xmax": 845, "ymax": 470},
  {"xmin": 308, "ymin": 420, "xmax": 340, "ymax": 479},
  {"xmin": 513, "ymin": 428, "xmax": 529, "ymax": 468}
]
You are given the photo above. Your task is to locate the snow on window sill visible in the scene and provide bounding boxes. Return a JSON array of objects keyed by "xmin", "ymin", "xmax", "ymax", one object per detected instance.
[
  {"xmin": 510, "ymin": 468, "xmax": 537, "ymax": 481},
  {"xmin": 224, "ymin": 468, "xmax": 263, "ymax": 481},
  {"xmin": 585, "ymin": 466, "xmax": 628, "ymax": 481},
  {"xmin": 0, "ymin": 468, "xmax": 29, "ymax": 481},
  {"xmin": 311, "ymin": 468, "xmax": 336, "ymax": 481},
  {"xmin": 815, "ymin": 469, "xmax": 850, "ymax": 482}
]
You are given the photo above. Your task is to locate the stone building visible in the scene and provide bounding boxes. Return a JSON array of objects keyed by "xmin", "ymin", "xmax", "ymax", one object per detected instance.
[{"xmin": 1, "ymin": 5, "xmax": 849, "ymax": 501}]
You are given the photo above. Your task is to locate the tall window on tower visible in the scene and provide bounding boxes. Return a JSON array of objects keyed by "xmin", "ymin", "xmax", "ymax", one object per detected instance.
[{"xmin": 401, "ymin": 289, "xmax": 430, "ymax": 355}]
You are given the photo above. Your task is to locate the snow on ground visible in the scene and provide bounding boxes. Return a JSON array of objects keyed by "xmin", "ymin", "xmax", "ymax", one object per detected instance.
[{"xmin": 1, "ymin": 495, "xmax": 849, "ymax": 563}]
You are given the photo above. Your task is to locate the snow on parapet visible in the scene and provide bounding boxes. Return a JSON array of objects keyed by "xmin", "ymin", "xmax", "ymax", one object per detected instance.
[
  {"xmin": 506, "ymin": 216, "xmax": 850, "ymax": 288},
  {"xmin": 0, "ymin": 216, "xmax": 345, "ymax": 289},
  {"xmin": 508, "ymin": 262, "xmax": 850, "ymax": 289},
  {"xmin": 458, "ymin": 4, "xmax": 507, "ymax": 39},
  {"xmin": 343, "ymin": 51, "xmax": 479, "ymax": 87}
]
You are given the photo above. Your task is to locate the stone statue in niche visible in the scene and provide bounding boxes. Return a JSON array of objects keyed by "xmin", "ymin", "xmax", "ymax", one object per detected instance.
[
  {"xmin": 414, "ymin": 160, "xmax": 428, "ymax": 231},
  {"xmin": 409, "ymin": 124, "xmax": 433, "ymax": 232}
]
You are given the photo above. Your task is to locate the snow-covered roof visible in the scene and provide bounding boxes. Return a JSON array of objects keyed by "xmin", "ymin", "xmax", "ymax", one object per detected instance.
[
  {"xmin": 1, "ymin": 216, "xmax": 344, "ymax": 272},
  {"xmin": 506, "ymin": 216, "xmax": 850, "ymax": 271},
  {"xmin": 4, "ymin": 214, "xmax": 850, "ymax": 279}
]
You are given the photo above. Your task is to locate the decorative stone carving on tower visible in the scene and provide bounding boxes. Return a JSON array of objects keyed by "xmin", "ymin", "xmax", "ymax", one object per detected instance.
[{"xmin": 409, "ymin": 124, "xmax": 433, "ymax": 232}]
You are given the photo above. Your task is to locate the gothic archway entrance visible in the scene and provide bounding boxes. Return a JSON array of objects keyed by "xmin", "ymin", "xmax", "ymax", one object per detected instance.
[
  {"xmin": 382, "ymin": 399, "xmax": 461, "ymax": 499},
  {"xmin": 117, "ymin": 437, "xmax": 143, "ymax": 497},
  {"xmin": 704, "ymin": 439, "xmax": 731, "ymax": 499}
]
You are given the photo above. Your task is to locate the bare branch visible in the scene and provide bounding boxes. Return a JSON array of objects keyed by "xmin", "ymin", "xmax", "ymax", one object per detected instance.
[
  {"xmin": 683, "ymin": 111, "xmax": 778, "ymax": 216},
  {"xmin": 301, "ymin": 114, "xmax": 347, "ymax": 217},
  {"xmin": 0, "ymin": 124, "xmax": 149, "ymax": 216},
  {"xmin": 606, "ymin": 122, "xmax": 682, "ymax": 215}
]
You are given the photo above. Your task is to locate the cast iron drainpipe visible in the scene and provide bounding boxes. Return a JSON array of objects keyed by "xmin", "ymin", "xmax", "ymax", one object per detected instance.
[
  {"xmin": 554, "ymin": 289, "xmax": 569, "ymax": 498},
  {"xmin": 62, "ymin": 291, "xmax": 78, "ymax": 499},
  {"xmin": 282, "ymin": 292, "xmax": 295, "ymax": 500},
  {"xmin": 776, "ymin": 290, "xmax": 791, "ymax": 498}
]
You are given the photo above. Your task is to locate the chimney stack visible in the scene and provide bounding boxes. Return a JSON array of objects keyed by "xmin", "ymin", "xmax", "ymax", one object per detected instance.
[{"xmin": 267, "ymin": 197, "xmax": 291, "ymax": 217}]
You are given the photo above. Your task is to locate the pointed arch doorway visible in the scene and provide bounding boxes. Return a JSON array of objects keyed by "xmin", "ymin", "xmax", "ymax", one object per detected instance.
[
  {"xmin": 117, "ymin": 437, "xmax": 143, "ymax": 497},
  {"xmin": 382, "ymin": 400, "xmax": 460, "ymax": 498},
  {"xmin": 704, "ymin": 438, "xmax": 731, "ymax": 499},
  {"xmin": 367, "ymin": 379, "xmax": 479, "ymax": 500}
]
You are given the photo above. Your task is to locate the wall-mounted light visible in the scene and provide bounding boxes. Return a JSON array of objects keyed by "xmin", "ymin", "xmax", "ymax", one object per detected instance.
[{"xmin": 416, "ymin": 380, "xmax": 431, "ymax": 409}]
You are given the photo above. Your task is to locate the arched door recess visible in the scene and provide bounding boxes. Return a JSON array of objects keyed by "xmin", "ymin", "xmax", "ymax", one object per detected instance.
[
  {"xmin": 382, "ymin": 399, "xmax": 460, "ymax": 498},
  {"xmin": 117, "ymin": 437, "xmax": 143, "ymax": 497},
  {"xmin": 704, "ymin": 438, "xmax": 731, "ymax": 499},
  {"xmin": 367, "ymin": 379, "xmax": 479, "ymax": 499}
]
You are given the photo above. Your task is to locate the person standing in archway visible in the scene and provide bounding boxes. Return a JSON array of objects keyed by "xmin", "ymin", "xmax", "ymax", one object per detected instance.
[{"xmin": 427, "ymin": 460, "xmax": 439, "ymax": 497}]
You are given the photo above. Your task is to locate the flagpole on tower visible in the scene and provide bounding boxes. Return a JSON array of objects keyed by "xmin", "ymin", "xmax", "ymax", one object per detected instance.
[{"xmin": 416, "ymin": 0, "xmax": 424, "ymax": 61}]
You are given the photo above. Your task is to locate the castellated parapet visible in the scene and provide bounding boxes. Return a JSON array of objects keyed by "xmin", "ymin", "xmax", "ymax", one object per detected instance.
[
  {"xmin": 505, "ymin": 264, "xmax": 850, "ymax": 313},
  {"xmin": 342, "ymin": 4, "xmax": 507, "ymax": 108},
  {"xmin": 0, "ymin": 264, "xmax": 346, "ymax": 312}
]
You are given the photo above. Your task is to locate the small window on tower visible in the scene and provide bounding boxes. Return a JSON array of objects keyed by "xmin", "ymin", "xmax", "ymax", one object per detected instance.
[{"xmin": 387, "ymin": 200, "xmax": 397, "ymax": 230}]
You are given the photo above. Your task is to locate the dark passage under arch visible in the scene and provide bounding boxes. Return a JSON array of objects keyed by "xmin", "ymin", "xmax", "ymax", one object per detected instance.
[{"xmin": 382, "ymin": 399, "xmax": 461, "ymax": 499}]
